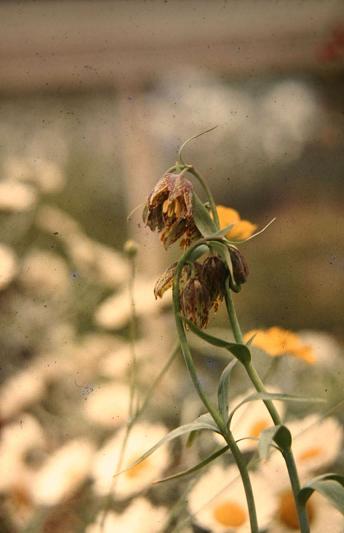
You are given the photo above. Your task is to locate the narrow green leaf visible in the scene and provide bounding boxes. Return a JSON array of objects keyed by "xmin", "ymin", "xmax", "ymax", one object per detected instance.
[
  {"xmin": 259, "ymin": 425, "xmax": 292, "ymax": 460},
  {"xmin": 181, "ymin": 316, "xmax": 251, "ymax": 364},
  {"xmin": 208, "ymin": 223, "xmax": 235, "ymax": 239},
  {"xmin": 217, "ymin": 359, "xmax": 237, "ymax": 420},
  {"xmin": 192, "ymin": 193, "xmax": 217, "ymax": 237},
  {"xmin": 114, "ymin": 415, "xmax": 219, "ymax": 478},
  {"xmin": 228, "ymin": 392, "xmax": 325, "ymax": 427},
  {"xmin": 154, "ymin": 445, "xmax": 230, "ymax": 484},
  {"xmin": 298, "ymin": 474, "xmax": 344, "ymax": 515}
]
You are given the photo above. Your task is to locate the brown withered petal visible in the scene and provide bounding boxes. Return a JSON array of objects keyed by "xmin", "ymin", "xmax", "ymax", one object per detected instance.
[
  {"xmin": 180, "ymin": 277, "xmax": 212, "ymax": 329},
  {"xmin": 201, "ymin": 256, "xmax": 228, "ymax": 303},
  {"xmin": 229, "ymin": 247, "xmax": 249, "ymax": 287},
  {"xmin": 160, "ymin": 219, "xmax": 187, "ymax": 249},
  {"xmin": 154, "ymin": 262, "xmax": 177, "ymax": 299},
  {"xmin": 143, "ymin": 172, "xmax": 197, "ymax": 248}
]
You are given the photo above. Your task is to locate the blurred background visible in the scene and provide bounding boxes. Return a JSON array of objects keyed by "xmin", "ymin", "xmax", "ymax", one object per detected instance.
[{"xmin": 0, "ymin": 1, "xmax": 343, "ymax": 532}]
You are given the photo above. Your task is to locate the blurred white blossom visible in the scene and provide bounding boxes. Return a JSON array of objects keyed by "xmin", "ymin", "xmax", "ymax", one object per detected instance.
[
  {"xmin": 92, "ymin": 422, "xmax": 170, "ymax": 499},
  {"xmin": 95, "ymin": 276, "xmax": 170, "ymax": 329},
  {"xmin": 86, "ymin": 498, "xmax": 168, "ymax": 533},
  {"xmin": 32, "ymin": 439, "xmax": 95, "ymax": 506},
  {"xmin": 0, "ymin": 367, "xmax": 46, "ymax": 420},
  {"xmin": 299, "ymin": 330, "xmax": 342, "ymax": 367},
  {"xmin": 0, "ymin": 180, "xmax": 37, "ymax": 212},
  {"xmin": 83, "ymin": 382, "xmax": 130, "ymax": 428},
  {"xmin": 189, "ymin": 463, "xmax": 276, "ymax": 533},
  {"xmin": 0, "ymin": 415, "xmax": 46, "ymax": 493},
  {"xmin": 19, "ymin": 249, "xmax": 71, "ymax": 297},
  {"xmin": 0, "ymin": 243, "xmax": 18, "ymax": 290}
]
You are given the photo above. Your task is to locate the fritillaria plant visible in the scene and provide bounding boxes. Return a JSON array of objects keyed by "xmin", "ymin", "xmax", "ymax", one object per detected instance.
[{"xmin": 135, "ymin": 132, "xmax": 344, "ymax": 533}]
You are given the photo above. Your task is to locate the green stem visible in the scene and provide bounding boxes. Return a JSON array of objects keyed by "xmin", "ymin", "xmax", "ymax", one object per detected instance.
[
  {"xmin": 188, "ymin": 166, "xmax": 220, "ymax": 229},
  {"xmin": 173, "ymin": 245, "xmax": 258, "ymax": 533},
  {"xmin": 223, "ymin": 430, "xmax": 259, "ymax": 533},
  {"xmin": 225, "ymin": 288, "xmax": 310, "ymax": 533},
  {"xmin": 128, "ymin": 256, "xmax": 137, "ymax": 418}
]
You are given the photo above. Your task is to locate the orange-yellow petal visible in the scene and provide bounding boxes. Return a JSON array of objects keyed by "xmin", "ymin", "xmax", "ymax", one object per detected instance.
[
  {"xmin": 216, "ymin": 205, "xmax": 257, "ymax": 240},
  {"xmin": 244, "ymin": 327, "xmax": 316, "ymax": 364}
]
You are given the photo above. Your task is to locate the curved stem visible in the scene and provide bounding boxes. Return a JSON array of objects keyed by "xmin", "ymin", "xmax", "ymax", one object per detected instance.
[
  {"xmin": 187, "ymin": 166, "xmax": 220, "ymax": 229},
  {"xmin": 173, "ymin": 245, "xmax": 259, "ymax": 533},
  {"xmin": 225, "ymin": 288, "xmax": 310, "ymax": 533}
]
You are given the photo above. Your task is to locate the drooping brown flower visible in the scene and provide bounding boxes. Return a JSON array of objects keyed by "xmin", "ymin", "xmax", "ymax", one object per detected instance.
[
  {"xmin": 201, "ymin": 256, "xmax": 228, "ymax": 312},
  {"xmin": 180, "ymin": 275, "xmax": 211, "ymax": 329},
  {"xmin": 143, "ymin": 173, "xmax": 200, "ymax": 249}
]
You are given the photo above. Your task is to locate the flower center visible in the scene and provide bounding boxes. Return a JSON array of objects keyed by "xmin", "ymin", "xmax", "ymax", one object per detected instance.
[
  {"xmin": 213, "ymin": 500, "xmax": 247, "ymax": 527},
  {"xmin": 298, "ymin": 446, "xmax": 322, "ymax": 462},
  {"xmin": 278, "ymin": 489, "xmax": 314, "ymax": 529},
  {"xmin": 249, "ymin": 419, "xmax": 269, "ymax": 438},
  {"xmin": 126, "ymin": 457, "xmax": 151, "ymax": 479}
]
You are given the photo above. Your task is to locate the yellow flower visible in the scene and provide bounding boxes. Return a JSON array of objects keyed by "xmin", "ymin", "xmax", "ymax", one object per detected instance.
[
  {"xmin": 244, "ymin": 327, "xmax": 316, "ymax": 364},
  {"xmin": 216, "ymin": 205, "xmax": 257, "ymax": 240}
]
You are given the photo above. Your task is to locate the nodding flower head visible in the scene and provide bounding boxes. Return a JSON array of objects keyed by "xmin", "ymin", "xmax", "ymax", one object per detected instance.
[
  {"xmin": 180, "ymin": 273, "xmax": 212, "ymax": 329},
  {"xmin": 201, "ymin": 256, "xmax": 228, "ymax": 311},
  {"xmin": 143, "ymin": 172, "xmax": 200, "ymax": 249},
  {"xmin": 153, "ymin": 256, "xmax": 229, "ymax": 329}
]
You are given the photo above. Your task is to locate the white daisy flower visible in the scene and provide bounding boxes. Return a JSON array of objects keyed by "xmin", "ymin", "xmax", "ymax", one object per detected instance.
[
  {"xmin": 299, "ymin": 330, "xmax": 342, "ymax": 367},
  {"xmin": 287, "ymin": 415, "xmax": 343, "ymax": 476},
  {"xmin": 0, "ymin": 243, "xmax": 18, "ymax": 290},
  {"xmin": 83, "ymin": 383, "xmax": 130, "ymax": 428},
  {"xmin": 215, "ymin": 387, "xmax": 285, "ymax": 452},
  {"xmin": 94, "ymin": 276, "xmax": 170, "ymax": 330},
  {"xmin": 262, "ymin": 443, "xmax": 344, "ymax": 533},
  {"xmin": 92, "ymin": 422, "xmax": 170, "ymax": 499},
  {"xmin": 0, "ymin": 181, "xmax": 36, "ymax": 212},
  {"xmin": 32, "ymin": 439, "xmax": 95, "ymax": 506},
  {"xmin": 19, "ymin": 249, "xmax": 71, "ymax": 297},
  {"xmin": 188, "ymin": 463, "xmax": 277, "ymax": 532},
  {"xmin": 0, "ymin": 367, "xmax": 46, "ymax": 420},
  {"xmin": 0, "ymin": 414, "xmax": 46, "ymax": 492},
  {"xmin": 86, "ymin": 498, "xmax": 168, "ymax": 533},
  {"xmin": 269, "ymin": 490, "xmax": 344, "ymax": 533},
  {"xmin": 98, "ymin": 339, "xmax": 151, "ymax": 379}
]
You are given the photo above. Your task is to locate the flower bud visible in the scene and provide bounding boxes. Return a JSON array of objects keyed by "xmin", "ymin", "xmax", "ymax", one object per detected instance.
[
  {"xmin": 229, "ymin": 247, "xmax": 249, "ymax": 289},
  {"xmin": 123, "ymin": 239, "xmax": 139, "ymax": 258}
]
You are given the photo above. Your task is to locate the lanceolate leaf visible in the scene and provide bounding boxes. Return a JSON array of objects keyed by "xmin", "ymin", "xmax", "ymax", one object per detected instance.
[
  {"xmin": 298, "ymin": 474, "xmax": 344, "ymax": 516},
  {"xmin": 208, "ymin": 223, "xmax": 235, "ymax": 239},
  {"xmin": 155, "ymin": 445, "xmax": 230, "ymax": 484},
  {"xmin": 192, "ymin": 193, "xmax": 217, "ymax": 237},
  {"xmin": 259, "ymin": 425, "xmax": 292, "ymax": 460},
  {"xmin": 181, "ymin": 316, "xmax": 251, "ymax": 364},
  {"xmin": 114, "ymin": 415, "xmax": 219, "ymax": 478},
  {"xmin": 217, "ymin": 359, "xmax": 237, "ymax": 420},
  {"xmin": 227, "ymin": 392, "xmax": 325, "ymax": 427}
]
